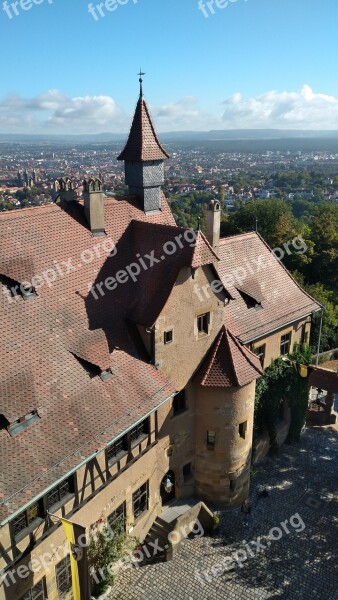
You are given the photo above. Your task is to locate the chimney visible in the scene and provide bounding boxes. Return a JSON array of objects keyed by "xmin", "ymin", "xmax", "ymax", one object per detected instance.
[
  {"xmin": 206, "ymin": 200, "xmax": 221, "ymax": 249},
  {"xmin": 83, "ymin": 178, "xmax": 105, "ymax": 236},
  {"xmin": 58, "ymin": 177, "xmax": 77, "ymax": 203}
]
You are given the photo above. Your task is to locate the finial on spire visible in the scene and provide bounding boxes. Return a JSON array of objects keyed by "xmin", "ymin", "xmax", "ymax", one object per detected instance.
[{"xmin": 138, "ymin": 69, "xmax": 145, "ymax": 98}]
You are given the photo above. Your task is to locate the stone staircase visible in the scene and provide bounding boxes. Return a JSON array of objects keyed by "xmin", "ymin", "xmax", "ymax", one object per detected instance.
[
  {"xmin": 141, "ymin": 516, "xmax": 173, "ymax": 564},
  {"xmin": 138, "ymin": 498, "xmax": 214, "ymax": 566}
]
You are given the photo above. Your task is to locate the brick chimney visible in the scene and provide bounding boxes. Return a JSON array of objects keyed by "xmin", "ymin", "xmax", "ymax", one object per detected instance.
[
  {"xmin": 206, "ymin": 200, "xmax": 221, "ymax": 249},
  {"xmin": 83, "ymin": 178, "xmax": 105, "ymax": 237},
  {"xmin": 58, "ymin": 177, "xmax": 77, "ymax": 202}
]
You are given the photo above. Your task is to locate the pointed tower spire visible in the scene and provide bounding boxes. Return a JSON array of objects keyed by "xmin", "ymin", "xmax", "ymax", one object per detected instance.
[{"xmin": 117, "ymin": 73, "xmax": 170, "ymax": 213}]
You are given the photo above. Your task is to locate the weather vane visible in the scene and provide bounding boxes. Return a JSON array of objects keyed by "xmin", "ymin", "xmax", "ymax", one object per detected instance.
[{"xmin": 138, "ymin": 69, "xmax": 145, "ymax": 97}]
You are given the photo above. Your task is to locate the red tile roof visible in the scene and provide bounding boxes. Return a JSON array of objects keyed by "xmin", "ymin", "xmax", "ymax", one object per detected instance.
[
  {"xmin": 217, "ymin": 232, "xmax": 321, "ymax": 342},
  {"xmin": 197, "ymin": 326, "xmax": 263, "ymax": 388},
  {"xmin": 117, "ymin": 97, "xmax": 170, "ymax": 162},
  {"xmin": 0, "ymin": 194, "xmax": 178, "ymax": 521}
]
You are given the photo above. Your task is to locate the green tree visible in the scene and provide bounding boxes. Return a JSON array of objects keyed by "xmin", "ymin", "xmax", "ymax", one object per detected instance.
[{"xmin": 307, "ymin": 203, "xmax": 338, "ymax": 293}]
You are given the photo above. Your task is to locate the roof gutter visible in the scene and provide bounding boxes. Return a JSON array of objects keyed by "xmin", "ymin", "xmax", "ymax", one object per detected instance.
[
  {"xmin": 241, "ymin": 306, "xmax": 323, "ymax": 345},
  {"xmin": 0, "ymin": 392, "xmax": 175, "ymax": 529}
]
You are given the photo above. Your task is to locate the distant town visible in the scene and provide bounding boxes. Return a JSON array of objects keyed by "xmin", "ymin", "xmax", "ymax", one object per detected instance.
[{"xmin": 1, "ymin": 138, "xmax": 338, "ymax": 212}]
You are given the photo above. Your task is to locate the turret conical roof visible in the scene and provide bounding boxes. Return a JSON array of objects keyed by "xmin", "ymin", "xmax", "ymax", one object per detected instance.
[{"xmin": 117, "ymin": 96, "xmax": 169, "ymax": 162}]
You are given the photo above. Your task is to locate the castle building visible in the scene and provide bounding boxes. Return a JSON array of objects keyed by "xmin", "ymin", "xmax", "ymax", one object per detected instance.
[{"xmin": 0, "ymin": 82, "xmax": 320, "ymax": 600}]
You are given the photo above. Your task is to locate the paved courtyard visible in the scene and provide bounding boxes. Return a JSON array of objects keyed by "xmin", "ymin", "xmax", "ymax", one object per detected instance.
[{"xmin": 109, "ymin": 425, "xmax": 338, "ymax": 600}]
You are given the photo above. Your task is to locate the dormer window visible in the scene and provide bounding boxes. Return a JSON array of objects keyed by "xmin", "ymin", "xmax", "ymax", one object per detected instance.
[
  {"xmin": 100, "ymin": 369, "xmax": 113, "ymax": 382},
  {"xmin": 0, "ymin": 275, "xmax": 37, "ymax": 301},
  {"xmin": 71, "ymin": 353, "xmax": 111, "ymax": 381},
  {"xmin": 238, "ymin": 289, "xmax": 261, "ymax": 310},
  {"xmin": 4, "ymin": 410, "xmax": 40, "ymax": 437}
]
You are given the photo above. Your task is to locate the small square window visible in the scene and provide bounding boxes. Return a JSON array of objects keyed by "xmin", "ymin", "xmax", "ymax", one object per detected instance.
[
  {"xmin": 164, "ymin": 330, "xmax": 173, "ymax": 345},
  {"xmin": 239, "ymin": 421, "xmax": 247, "ymax": 439},
  {"xmin": 129, "ymin": 418, "xmax": 149, "ymax": 446},
  {"xmin": 183, "ymin": 462, "xmax": 192, "ymax": 482},
  {"xmin": 173, "ymin": 390, "xmax": 186, "ymax": 416},
  {"xmin": 207, "ymin": 431, "xmax": 216, "ymax": 448},
  {"xmin": 106, "ymin": 435, "xmax": 128, "ymax": 465},
  {"xmin": 197, "ymin": 313, "xmax": 210, "ymax": 335}
]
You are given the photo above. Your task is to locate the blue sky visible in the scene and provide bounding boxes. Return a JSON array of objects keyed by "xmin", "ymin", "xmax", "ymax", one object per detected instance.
[{"xmin": 0, "ymin": 0, "xmax": 337, "ymax": 133}]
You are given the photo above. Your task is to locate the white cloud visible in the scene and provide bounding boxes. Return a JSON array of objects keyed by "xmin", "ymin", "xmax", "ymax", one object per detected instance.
[
  {"xmin": 221, "ymin": 85, "xmax": 338, "ymax": 129},
  {"xmin": 0, "ymin": 85, "xmax": 337, "ymax": 134},
  {"xmin": 0, "ymin": 90, "xmax": 126, "ymax": 134}
]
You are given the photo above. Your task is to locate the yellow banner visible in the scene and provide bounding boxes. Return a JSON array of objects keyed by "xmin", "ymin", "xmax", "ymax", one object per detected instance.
[{"xmin": 61, "ymin": 517, "xmax": 89, "ymax": 600}]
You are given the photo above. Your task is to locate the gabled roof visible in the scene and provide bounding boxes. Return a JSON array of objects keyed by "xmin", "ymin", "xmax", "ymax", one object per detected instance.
[
  {"xmin": 197, "ymin": 326, "xmax": 263, "ymax": 388},
  {"xmin": 217, "ymin": 232, "xmax": 321, "ymax": 342},
  {"xmin": 0, "ymin": 194, "xmax": 177, "ymax": 521},
  {"xmin": 117, "ymin": 96, "xmax": 170, "ymax": 162},
  {"xmin": 128, "ymin": 222, "xmax": 219, "ymax": 326}
]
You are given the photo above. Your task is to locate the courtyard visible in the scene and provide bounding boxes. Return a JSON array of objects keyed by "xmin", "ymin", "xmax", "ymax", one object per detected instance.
[{"xmin": 109, "ymin": 425, "xmax": 338, "ymax": 600}]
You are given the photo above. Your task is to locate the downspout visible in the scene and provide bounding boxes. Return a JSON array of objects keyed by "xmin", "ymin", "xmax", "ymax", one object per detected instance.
[{"xmin": 315, "ymin": 306, "xmax": 325, "ymax": 367}]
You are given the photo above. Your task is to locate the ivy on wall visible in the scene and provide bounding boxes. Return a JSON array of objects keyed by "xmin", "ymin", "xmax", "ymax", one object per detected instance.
[{"xmin": 254, "ymin": 343, "xmax": 312, "ymax": 452}]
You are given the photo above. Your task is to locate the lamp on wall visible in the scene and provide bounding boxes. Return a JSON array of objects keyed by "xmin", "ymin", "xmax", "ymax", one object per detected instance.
[{"xmin": 162, "ymin": 474, "xmax": 174, "ymax": 494}]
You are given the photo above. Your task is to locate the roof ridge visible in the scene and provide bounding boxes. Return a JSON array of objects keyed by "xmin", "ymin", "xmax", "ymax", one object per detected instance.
[
  {"xmin": 218, "ymin": 231, "xmax": 257, "ymax": 244},
  {"xmin": 223, "ymin": 328, "xmax": 240, "ymax": 386},
  {"xmin": 227, "ymin": 328, "xmax": 263, "ymax": 375},
  {"xmin": 200, "ymin": 327, "xmax": 225, "ymax": 385}
]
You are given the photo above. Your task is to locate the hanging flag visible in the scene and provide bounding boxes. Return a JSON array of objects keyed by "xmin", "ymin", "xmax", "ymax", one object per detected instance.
[{"xmin": 60, "ymin": 517, "xmax": 90, "ymax": 600}]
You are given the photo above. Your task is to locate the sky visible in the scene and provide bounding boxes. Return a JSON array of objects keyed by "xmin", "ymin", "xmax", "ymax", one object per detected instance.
[{"xmin": 0, "ymin": 0, "xmax": 337, "ymax": 134}]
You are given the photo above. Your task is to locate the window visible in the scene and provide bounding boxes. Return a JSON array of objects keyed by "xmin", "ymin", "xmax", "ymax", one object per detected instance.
[
  {"xmin": 253, "ymin": 344, "xmax": 265, "ymax": 367},
  {"xmin": 183, "ymin": 463, "xmax": 192, "ymax": 483},
  {"xmin": 129, "ymin": 419, "xmax": 149, "ymax": 445},
  {"xmin": 47, "ymin": 477, "xmax": 75, "ymax": 510},
  {"xmin": 197, "ymin": 313, "xmax": 210, "ymax": 335},
  {"xmin": 206, "ymin": 431, "xmax": 216, "ymax": 448},
  {"xmin": 280, "ymin": 333, "xmax": 291, "ymax": 356},
  {"xmin": 21, "ymin": 579, "xmax": 46, "ymax": 600},
  {"xmin": 132, "ymin": 482, "xmax": 148, "ymax": 519},
  {"xmin": 106, "ymin": 435, "xmax": 128, "ymax": 465},
  {"xmin": 164, "ymin": 330, "xmax": 173, "ymax": 345},
  {"xmin": 107, "ymin": 503, "xmax": 126, "ymax": 530},
  {"xmin": 173, "ymin": 390, "xmax": 186, "ymax": 416},
  {"xmin": 239, "ymin": 421, "xmax": 247, "ymax": 439},
  {"xmin": 12, "ymin": 501, "xmax": 43, "ymax": 540},
  {"xmin": 56, "ymin": 555, "xmax": 72, "ymax": 596}
]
